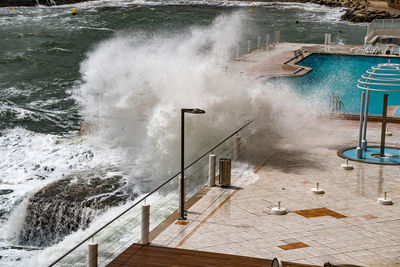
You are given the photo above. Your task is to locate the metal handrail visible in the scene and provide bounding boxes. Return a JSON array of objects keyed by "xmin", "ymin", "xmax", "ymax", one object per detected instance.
[
  {"xmin": 48, "ymin": 120, "xmax": 252, "ymax": 266},
  {"xmin": 330, "ymin": 93, "xmax": 344, "ymax": 112}
]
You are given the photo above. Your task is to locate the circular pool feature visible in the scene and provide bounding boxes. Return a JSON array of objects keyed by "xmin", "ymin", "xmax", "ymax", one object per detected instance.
[
  {"xmin": 371, "ymin": 153, "xmax": 393, "ymax": 158},
  {"xmin": 338, "ymin": 146, "xmax": 400, "ymax": 165}
]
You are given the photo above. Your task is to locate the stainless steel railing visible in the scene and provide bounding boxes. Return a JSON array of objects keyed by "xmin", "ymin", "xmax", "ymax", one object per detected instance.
[
  {"xmin": 48, "ymin": 120, "xmax": 253, "ymax": 266},
  {"xmin": 329, "ymin": 93, "xmax": 344, "ymax": 113}
]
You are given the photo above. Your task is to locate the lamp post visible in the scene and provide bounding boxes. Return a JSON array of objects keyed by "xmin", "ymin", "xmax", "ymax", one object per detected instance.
[{"xmin": 179, "ymin": 108, "xmax": 205, "ymax": 221}]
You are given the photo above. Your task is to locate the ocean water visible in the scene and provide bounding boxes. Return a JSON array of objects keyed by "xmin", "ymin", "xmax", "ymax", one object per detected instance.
[
  {"xmin": 268, "ymin": 54, "xmax": 400, "ymax": 114},
  {"xmin": 0, "ymin": 1, "xmax": 367, "ymax": 265}
]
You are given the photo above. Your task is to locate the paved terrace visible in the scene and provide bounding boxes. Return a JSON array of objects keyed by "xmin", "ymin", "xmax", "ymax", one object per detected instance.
[
  {"xmin": 150, "ymin": 119, "xmax": 400, "ymax": 266},
  {"xmin": 226, "ymin": 42, "xmax": 358, "ymax": 79},
  {"xmin": 146, "ymin": 44, "xmax": 399, "ymax": 266},
  {"xmin": 106, "ymin": 43, "xmax": 399, "ymax": 267}
]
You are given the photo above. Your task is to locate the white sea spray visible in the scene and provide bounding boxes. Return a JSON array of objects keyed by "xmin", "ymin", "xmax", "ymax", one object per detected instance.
[{"xmin": 0, "ymin": 7, "xmax": 350, "ymax": 266}]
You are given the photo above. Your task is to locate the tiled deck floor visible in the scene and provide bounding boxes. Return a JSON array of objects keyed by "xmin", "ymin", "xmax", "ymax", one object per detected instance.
[{"xmin": 152, "ymin": 119, "xmax": 400, "ymax": 267}]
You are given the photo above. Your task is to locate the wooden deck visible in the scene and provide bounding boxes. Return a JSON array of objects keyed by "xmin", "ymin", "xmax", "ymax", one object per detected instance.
[{"xmin": 107, "ymin": 243, "xmax": 319, "ymax": 267}]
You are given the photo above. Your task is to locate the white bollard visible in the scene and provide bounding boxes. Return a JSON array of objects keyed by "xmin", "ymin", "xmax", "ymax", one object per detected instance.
[
  {"xmin": 208, "ymin": 154, "xmax": 216, "ymax": 187},
  {"xmin": 257, "ymin": 36, "xmax": 261, "ymax": 49},
  {"xmin": 88, "ymin": 242, "xmax": 98, "ymax": 267},
  {"xmin": 236, "ymin": 45, "xmax": 240, "ymax": 59},
  {"xmin": 234, "ymin": 136, "xmax": 241, "ymax": 161},
  {"xmin": 324, "ymin": 33, "xmax": 331, "ymax": 46},
  {"xmin": 341, "ymin": 158, "xmax": 354, "ymax": 170},
  {"xmin": 386, "ymin": 126, "xmax": 392, "ymax": 136},
  {"xmin": 141, "ymin": 204, "xmax": 150, "ymax": 244},
  {"xmin": 266, "ymin": 34, "xmax": 270, "ymax": 50},
  {"xmin": 271, "ymin": 201, "xmax": 287, "ymax": 215},
  {"xmin": 247, "ymin": 40, "xmax": 251, "ymax": 53},
  {"xmin": 311, "ymin": 182, "xmax": 325, "ymax": 194},
  {"xmin": 378, "ymin": 192, "xmax": 393, "ymax": 205}
]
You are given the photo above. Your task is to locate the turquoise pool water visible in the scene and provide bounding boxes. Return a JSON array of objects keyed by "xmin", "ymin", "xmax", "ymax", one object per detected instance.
[{"xmin": 269, "ymin": 54, "xmax": 400, "ymax": 115}]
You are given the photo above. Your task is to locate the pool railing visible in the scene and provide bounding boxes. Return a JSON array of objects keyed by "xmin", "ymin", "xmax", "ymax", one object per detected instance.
[{"xmin": 366, "ymin": 19, "xmax": 400, "ymax": 44}]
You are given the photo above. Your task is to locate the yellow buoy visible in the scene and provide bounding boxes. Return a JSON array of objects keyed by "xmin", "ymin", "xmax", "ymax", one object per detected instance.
[
  {"xmin": 251, "ymin": 2, "xmax": 255, "ymax": 6},
  {"xmin": 72, "ymin": 8, "xmax": 77, "ymax": 15},
  {"xmin": 11, "ymin": 8, "xmax": 16, "ymax": 11},
  {"xmin": 123, "ymin": 13, "xmax": 127, "ymax": 16},
  {"xmin": 248, "ymin": 8, "xmax": 252, "ymax": 13}
]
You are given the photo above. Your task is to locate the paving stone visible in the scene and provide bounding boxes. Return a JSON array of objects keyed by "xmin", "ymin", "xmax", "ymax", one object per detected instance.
[{"xmin": 151, "ymin": 118, "xmax": 400, "ymax": 266}]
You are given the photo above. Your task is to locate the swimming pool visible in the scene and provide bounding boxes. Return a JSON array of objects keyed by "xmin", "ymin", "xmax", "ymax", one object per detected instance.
[{"xmin": 268, "ymin": 54, "xmax": 400, "ymax": 115}]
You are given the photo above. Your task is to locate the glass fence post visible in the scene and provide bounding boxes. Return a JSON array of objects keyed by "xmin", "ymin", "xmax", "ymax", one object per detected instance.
[{"xmin": 88, "ymin": 237, "xmax": 98, "ymax": 267}]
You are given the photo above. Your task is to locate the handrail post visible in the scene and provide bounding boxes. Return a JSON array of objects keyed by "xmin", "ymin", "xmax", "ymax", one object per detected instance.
[
  {"xmin": 380, "ymin": 94, "xmax": 388, "ymax": 157},
  {"xmin": 335, "ymin": 94, "xmax": 339, "ymax": 112},
  {"xmin": 208, "ymin": 154, "xmax": 216, "ymax": 187},
  {"xmin": 141, "ymin": 204, "xmax": 150, "ymax": 245},
  {"xmin": 236, "ymin": 45, "xmax": 240, "ymax": 59},
  {"xmin": 234, "ymin": 136, "xmax": 241, "ymax": 161},
  {"xmin": 362, "ymin": 90, "xmax": 370, "ymax": 151},
  {"xmin": 247, "ymin": 40, "xmax": 251, "ymax": 53},
  {"xmin": 257, "ymin": 36, "xmax": 261, "ymax": 49},
  {"xmin": 274, "ymin": 30, "xmax": 280, "ymax": 45},
  {"xmin": 266, "ymin": 34, "xmax": 270, "ymax": 50},
  {"xmin": 88, "ymin": 241, "xmax": 98, "ymax": 267},
  {"xmin": 357, "ymin": 91, "xmax": 366, "ymax": 158}
]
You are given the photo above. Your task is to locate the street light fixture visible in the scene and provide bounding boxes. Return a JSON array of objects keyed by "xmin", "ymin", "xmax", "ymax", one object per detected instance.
[{"xmin": 179, "ymin": 108, "xmax": 206, "ymax": 220}]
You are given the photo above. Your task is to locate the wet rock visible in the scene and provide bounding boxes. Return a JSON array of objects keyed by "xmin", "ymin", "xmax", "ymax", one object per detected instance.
[
  {"xmin": 18, "ymin": 173, "xmax": 137, "ymax": 247},
  {"xmin": 0, "ymin": 0, "xmax": 88, "ymax": 7},
  {"xmin": 0, "ymin": 189, "xmax": 13, "ymax": 195},
  {"xmin": 0, "ymin": 189, "xmax": 16, "ymax": 221},
  {"xmin": 286, "ymin": 0, "xmax": 400, "ymax": 23},
  {"xmin": 355, "ymin": 13, "xmax": 368, "ymax": 22}
]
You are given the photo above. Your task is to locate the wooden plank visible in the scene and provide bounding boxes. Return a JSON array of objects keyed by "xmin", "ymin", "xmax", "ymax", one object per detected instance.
[{"xmin": 107, "ymin": 243, "xmax": 319, "ymax": 267}]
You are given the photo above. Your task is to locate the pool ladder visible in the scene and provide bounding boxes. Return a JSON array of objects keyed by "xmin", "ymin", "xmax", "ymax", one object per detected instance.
[{"xmin": 329, "ymin": 93, "xmax": 344, "ymax": 113}]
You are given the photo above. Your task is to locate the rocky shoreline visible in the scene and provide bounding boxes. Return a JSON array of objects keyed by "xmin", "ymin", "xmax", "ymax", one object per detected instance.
[
  {"xmin": 1, "ymin": 0, "xmax": 399, "ymax": 23},
  {"xmin": 306, "ymin": 0, "xmax": 400, "ymax": 23},
  {"xmin": 0, "ymin": 0, "xmax": 85, "ymax": 7}
]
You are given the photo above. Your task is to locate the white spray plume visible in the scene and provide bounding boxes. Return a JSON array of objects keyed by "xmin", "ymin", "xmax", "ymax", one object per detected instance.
[{"xmin": 75, "ymin": 11, "xmax": 320, "ymax": 184}]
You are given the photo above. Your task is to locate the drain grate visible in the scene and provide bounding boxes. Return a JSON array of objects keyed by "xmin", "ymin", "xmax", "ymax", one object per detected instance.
[
  {"xmin": 279, "ymin": 242, "xmax": 309, "ymax": 250},
  {"xmin": 294, "ymin": 207, "xmax": 346, "ymax": 219}
]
